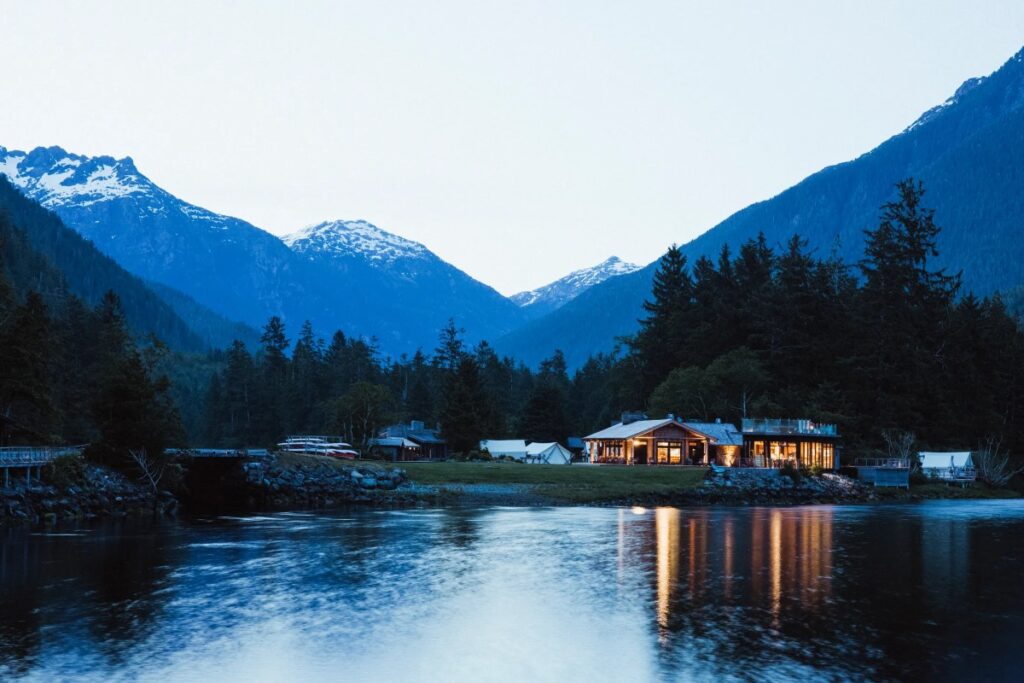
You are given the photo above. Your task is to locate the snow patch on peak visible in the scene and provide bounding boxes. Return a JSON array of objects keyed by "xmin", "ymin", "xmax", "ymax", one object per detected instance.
[
  {"xmin": 0, "ymin": 145, "xmax": 151, "ymax": 207},
  {"xmin": 903, "ymin": 76, "xmax": 987, "ymax": 134},
  {"xmin": 512, "ymin": 256, "xmax": 641, "ymax": 311},
  {"xmin": 284, "ymin": 219, "xmax": 430, "ymax": 265}
]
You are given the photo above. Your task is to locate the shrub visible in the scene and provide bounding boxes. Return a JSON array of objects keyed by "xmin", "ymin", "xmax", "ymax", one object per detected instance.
[
  {"xmin": 780, "ymin": 460, "xmax": 802, "ymax": 484},
  {"xmin": 44, "ymin": 455, "xmax": 88, "ymax": 489}
]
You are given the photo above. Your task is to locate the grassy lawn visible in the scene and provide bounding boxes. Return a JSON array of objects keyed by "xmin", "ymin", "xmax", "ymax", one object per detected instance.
[{"xmin": 399, "ymin": 461, "xmax": 708, "ymax": 503}]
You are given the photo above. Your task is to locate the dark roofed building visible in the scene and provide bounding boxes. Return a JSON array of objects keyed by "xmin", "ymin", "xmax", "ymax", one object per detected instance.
[{"xmin": 379, "ymin": 420, "xmax": 447, "ymax": 460}]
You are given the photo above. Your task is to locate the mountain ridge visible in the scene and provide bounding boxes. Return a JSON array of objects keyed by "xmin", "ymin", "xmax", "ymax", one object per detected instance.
[
  {"xmin": 495, "ymin": 46, "xmax": 1024, "ymax": 368},
  {"xmin": 511, "ymin": 256, "xmax": 640, "ymax": 317}
]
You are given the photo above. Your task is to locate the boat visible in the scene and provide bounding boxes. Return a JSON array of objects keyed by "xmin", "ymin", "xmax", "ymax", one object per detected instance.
[{"xmin": 276, "ymin": 436, "xmax": 360, "ymax": 460}]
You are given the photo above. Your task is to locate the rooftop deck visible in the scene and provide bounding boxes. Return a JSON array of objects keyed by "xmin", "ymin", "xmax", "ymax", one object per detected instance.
[{"xmin": 741, "ymin": 418, "xmax": 838, "ymax": 437}]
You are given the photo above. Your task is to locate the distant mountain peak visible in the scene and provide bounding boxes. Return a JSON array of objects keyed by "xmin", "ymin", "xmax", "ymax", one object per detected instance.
[
  {"xmin": 512, "ymin": 256, "xmax": 640, "ymax": 312},
  {"xmin": 0, "ymin": 145, "xmax": 153, "ymax": 208},
  {"xmin": 284, "ymin": 219, "xmax": 431, "ymax": 265}
]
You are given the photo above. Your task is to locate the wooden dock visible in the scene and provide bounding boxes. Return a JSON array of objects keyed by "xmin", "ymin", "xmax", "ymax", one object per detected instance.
[{"xmin": 0, "ymin": 445, "xmax": 85, "ymax": 487}]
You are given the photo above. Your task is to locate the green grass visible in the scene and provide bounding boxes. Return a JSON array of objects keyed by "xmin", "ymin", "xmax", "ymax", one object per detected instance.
[{"xmin": 399, "ymin": 462, "xmax": 708, "ymax": 503}]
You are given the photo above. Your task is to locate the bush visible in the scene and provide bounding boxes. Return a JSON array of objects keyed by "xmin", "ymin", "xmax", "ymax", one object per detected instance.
[
  {"xmin": 806, "ymin": 465, "xmax": 825, "ymax": 478},
  {"xmin": 780, "ymin": 460, "xmax": 802, "ymax": 484},
  {"xmin": 44, "ymin": 455, "xmax": 88, "ymax": 489}
]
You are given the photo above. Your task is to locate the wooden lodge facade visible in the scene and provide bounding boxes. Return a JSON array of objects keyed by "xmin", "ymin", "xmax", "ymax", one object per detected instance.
[
  {"xmin": 585, "ymin": 414, "xmax": 840, "ymax": 469},
  {"xmin": 584, "ymin": 416, "xmax": 742, "ymax": 466}
]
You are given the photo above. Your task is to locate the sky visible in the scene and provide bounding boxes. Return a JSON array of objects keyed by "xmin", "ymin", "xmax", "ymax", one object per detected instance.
[{"xmin": 2, "ymin": 2, "xmax": 1024, "ymax": 295}]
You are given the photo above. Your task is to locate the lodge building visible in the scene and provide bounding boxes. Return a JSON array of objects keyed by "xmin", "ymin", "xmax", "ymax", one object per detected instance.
[
  {"xmin": 584, "ymin": 414, "xmax": 839, "ymax": 469},
  {"xmin": 584, "ymin": 414, "xmax": 742, "ymax": 466}
]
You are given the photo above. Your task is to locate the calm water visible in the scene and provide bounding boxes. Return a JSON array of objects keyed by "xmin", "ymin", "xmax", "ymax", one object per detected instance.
[{"xmin": 2, "ymin": 502, "xmax": 1024, "ymax": 682}]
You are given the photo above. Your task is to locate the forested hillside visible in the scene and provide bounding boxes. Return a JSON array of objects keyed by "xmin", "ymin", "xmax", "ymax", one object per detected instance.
[
  {"xmin": 0, "ymin": 177, "xmax": 205, "ymax": 352},
  {"xmin": 499, "ymin": 47, "xmax": 1024, "ymax": 367}
]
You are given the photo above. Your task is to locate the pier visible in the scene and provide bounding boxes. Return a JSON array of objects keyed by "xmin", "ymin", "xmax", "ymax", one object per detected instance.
[{"xmin": 0, "ymin": 446, "xmax": 85, "ymax": 487}]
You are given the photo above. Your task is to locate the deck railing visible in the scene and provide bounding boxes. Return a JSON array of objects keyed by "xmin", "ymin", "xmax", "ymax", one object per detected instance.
[
  {"xmin": 854, "ymin": 457, "xmax": 910, "ymax": 469},
  {"xmin": 0, "ymin": 445, "xmax": 85, "ymax": 467},
  {"xmin": 741, "ymin": 418, "xmax": 838, "ymax": 436}
]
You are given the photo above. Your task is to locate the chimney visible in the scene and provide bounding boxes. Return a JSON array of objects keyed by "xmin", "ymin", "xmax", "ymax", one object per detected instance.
[
  {"xmin": 621, "ymin": 411, "xmax": 647, "ymax": 425},
  {"xmin": 666, "ymin": 413, "xmax": 674, "ymax": 420},
  {"xmin": 715, "ymin": 417, "xmax": 722, "ymax": 424}
]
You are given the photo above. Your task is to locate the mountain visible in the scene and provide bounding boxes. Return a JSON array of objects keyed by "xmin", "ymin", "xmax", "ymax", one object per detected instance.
[
  {"xmin": 283, "ymin": 219, "xmax": 526, "ymax": 349},
  {"xmin": 510, "ymin": 256, "xmax": 640, "ymax": 318},
  {"xmin": 496, "ymin": 46, "xmax": 1024, "ymax": 369},
  {"xmin": 0, "ymin": 175, "xmax": 205, "ymax": 351},
  {"xmin": 0, "ymin": 147, "xmax": 524, "ymax": 355}
]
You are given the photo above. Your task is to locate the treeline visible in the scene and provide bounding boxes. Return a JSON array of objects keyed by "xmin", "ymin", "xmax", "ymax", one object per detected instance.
[
  {"xmin": 622, "ymin": 180, "xmax": 1024, "ymax": 453},
  {"xmin": 199, "ymin": 317, "xmax": 590, "ymax": 452},
  {"xmin": 2, "ymin": 179, "xmax": 1022, "ymax": 465},
  {"xmin": 0, "ymin": 270, "xmax": 183, "ymax": 465}
]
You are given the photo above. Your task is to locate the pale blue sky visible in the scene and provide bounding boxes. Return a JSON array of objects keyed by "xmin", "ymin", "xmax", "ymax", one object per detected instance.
[{"xmin": 2, "ymin": 1, "xmax": 1023, "ymax": 294}]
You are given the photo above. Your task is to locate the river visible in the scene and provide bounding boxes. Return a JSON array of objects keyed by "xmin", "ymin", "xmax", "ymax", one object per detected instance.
[{"xmin": 2, "ymin": 501, "xmax": 1023, "ymax": 682}]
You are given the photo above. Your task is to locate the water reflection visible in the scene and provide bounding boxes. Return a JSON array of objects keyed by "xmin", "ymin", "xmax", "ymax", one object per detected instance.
[
  {"xmin": 2, "ymin": 502, "xmax": 1024, "ymax": 682},
  {"xmin": 635, "ymin": 507, "xmax": 836, "ymax": 635}
]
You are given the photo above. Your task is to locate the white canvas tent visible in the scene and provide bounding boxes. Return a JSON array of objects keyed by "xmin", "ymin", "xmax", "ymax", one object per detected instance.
[
  {"xmin": 918, "ymin": 451, "xmax": 975, "ymax": 481},
  {"xmin": 480, "ymin": 439, "xmax": 528, "ymax": 460},
  {"xmin": 525, "ymin": 442, "xmax": 573, "ymax": 465}
]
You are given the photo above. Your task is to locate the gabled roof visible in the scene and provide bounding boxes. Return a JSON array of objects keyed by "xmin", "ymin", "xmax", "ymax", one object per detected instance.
[
  {"xmin": 585, "ymin": 419, "xmax": 681, "ymax": 440},
  {"xmin": 683, "ymin": 422, "xmax": 742, "ymax": 446},
  {"xmin": 919, "ymin": 451, "xmax": 973, "ymax": 468}
]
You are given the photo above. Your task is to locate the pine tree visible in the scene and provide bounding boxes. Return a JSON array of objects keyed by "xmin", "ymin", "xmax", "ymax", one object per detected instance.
[
  {"xmin": 440, "ymin": 355, "xmax": 489, "ymax": 454},
  {"xmin": 0, "ymin": 292, "xmax": 57, "ymax": 440},
  {"xmin": 255, "ymin": 316, "xmax": 289, "ymax": 444},
  {"xmin": 222, "ymin": 341, "xmax": 256, "ymax": 446},
  {"xmin": 630, "ymin": 244, "xmax": 693, "ymax": 402}
]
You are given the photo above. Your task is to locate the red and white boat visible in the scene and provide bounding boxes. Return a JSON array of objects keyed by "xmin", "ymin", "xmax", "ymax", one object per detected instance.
[{"xmin": 276, "ymin": 436, "xmax": 359, "ymax": 460}]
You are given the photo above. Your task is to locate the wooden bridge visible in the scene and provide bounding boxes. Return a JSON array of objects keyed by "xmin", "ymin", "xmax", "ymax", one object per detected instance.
[{"xmin": 0, "ymin": 445, "xmax": 86, "ymax": 487}]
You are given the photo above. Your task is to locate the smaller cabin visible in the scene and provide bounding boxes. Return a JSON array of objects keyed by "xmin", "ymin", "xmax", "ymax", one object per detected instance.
[
  {"xmin": 524, "ymin": 442, "xmax": 573, "ymax": 465},
  {"xmin": 369, "ymin": 437, "xmax": 421, "ymax": 462},
  {"xmin": 379, "ymin": 420, "xmax": 447, "ymax": 460},
  {"xmin": 481, "ymin": 439, "xmax": 529, "ymax": 461},
  {"xmin": 919, "ymin": 451, "xmax": 976, "ymax": 482}
]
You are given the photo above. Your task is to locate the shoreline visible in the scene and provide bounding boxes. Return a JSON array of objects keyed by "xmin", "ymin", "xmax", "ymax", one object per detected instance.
[{"xmin": 2, "ymin": 456, "xmax": 1018, "ymax": 526}]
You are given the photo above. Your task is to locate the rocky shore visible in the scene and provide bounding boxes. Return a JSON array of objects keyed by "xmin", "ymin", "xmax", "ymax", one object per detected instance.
[
  {"xmin": 236, "ymin": 457, "xmax": 428, "ymax": 510},
  {"xmin": 0, "ymin": 461, "xmax": 176, "ymax": 525},
  {"xmin": 3, "ymin": 454, "xmax": 1010, "ymax": 526}
]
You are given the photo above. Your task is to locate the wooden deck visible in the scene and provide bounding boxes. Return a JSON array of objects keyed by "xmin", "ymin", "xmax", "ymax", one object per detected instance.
[{"xmin": 0, "ymin": 445, "xmax": 85, "ymax": 487}]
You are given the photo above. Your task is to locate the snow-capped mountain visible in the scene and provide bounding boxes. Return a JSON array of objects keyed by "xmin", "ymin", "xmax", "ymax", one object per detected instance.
[
  {"xmin": 0, "ymin": 145, "xmax": 524, "ymax": 354},
  {"xmin": 511, "ymin": 256, "xmax": 640, "ymax": 317},
  {"xmin": 283, "ymin": 218, "xmax": 525, "ymax": 336},
  {"xmin": 284, "ymin": 219, "xmax": 429, "ymax": 267}
]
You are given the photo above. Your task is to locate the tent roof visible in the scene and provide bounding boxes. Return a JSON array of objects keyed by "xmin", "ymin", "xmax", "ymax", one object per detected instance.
[
  {"xmin": 526, "ymin": 442, "xmax": 570, "ymax": 455},
  {"xmin": 919, "ymin": 452, "xmax": 973, "ymax": 468},
  {"xmin": 481, "ymin": 439, "xmax": 528, "ymax": 453}
]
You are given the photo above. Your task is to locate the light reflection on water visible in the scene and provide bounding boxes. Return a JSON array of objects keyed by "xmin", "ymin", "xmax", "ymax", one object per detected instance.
[{"xmin": 2, "ymin": 501, "xmax": 1024, "ymax": 682}]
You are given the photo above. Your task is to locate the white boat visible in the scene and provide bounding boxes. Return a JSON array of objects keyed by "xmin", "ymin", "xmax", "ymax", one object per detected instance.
[{"xmin": 276, "ymin": 436, "xmax": 359, "ymax": 460}]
